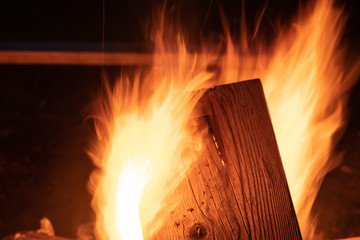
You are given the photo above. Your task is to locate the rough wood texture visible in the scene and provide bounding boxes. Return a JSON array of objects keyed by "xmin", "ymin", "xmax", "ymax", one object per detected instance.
[{"xmin": 152, "ymin": 79, "xmax": 302, "ymax": 239}]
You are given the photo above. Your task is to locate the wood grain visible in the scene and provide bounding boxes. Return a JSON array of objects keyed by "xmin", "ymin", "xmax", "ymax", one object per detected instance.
[{"xmin": 151, "ymin": 79, "xmax": 302, "ymax": 239}]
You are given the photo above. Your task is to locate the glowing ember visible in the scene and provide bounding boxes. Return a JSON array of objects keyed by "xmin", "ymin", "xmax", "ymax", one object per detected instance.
[{"xmin": 88, "ymin": 0, "xmax": 359, "ymax": 239}]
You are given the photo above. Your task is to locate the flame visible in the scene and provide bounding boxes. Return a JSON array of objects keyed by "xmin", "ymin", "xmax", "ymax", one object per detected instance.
[
  {"xmin": 114, "ymin": 158, "xmax": 149, "ymax": 240},
  {"xmin": 219, "ymin": 0, "xmax": 359, "ymax": 237},
  {"xmin": 88, "ymin": 33, "xmax": 214, "ymax": 239},
  {"xmin": 88, "ymin": 0, "xmax": 359, "ymax": 239}
]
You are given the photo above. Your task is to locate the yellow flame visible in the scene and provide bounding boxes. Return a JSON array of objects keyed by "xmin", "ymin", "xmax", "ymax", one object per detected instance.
[{"xmin": 88, "ymin": 0, "xmax": 359, "ymax": 239}]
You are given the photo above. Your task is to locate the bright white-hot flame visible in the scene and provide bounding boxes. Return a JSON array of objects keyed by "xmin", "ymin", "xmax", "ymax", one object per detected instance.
[{"xmin": 115, "ymin": 157, "xmax": 150, "ymax": 240}]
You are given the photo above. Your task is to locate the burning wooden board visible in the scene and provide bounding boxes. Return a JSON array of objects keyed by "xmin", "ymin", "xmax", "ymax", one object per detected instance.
[
  {"xmin": 152, "ymin": 79, "xmax": 302, "ymax": 239},
  {"xmin": 3, "ymin": 79, "xmax": 302, "ymax": 240}
]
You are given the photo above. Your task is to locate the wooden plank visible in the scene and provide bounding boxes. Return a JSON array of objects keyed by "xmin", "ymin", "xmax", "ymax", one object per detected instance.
[{"xmin": 151, "ymin": 79, "xmax": 302, "ymax": 239}]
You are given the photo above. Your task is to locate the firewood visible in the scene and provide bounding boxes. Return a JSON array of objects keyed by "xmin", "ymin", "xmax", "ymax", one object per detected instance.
[{"xmin": 151, "ymin": 79, "xmax": 302, "ymax": 239}]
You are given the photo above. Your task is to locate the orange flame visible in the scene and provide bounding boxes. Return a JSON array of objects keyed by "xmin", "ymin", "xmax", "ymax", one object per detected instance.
[
  {"xmin": 88, "ymin": 0, "xmax": 359, "ymax": 239},
  {"xmin": 219, "ymin": 0, "xmax": 359, "ymax": 237}
]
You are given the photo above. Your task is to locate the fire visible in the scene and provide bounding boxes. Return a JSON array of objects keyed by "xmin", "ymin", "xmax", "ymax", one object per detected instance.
[
  {"xmin": 88, "ymin": 0, "xmax": 359, "ymax": 239},
  {"xmin": 115, "ymin": 157, "xmax": 150, "ymax": 240},
  {"xmin": 220, "ymin": 0, "xmax": 359, "ymax": 237},
  {"xmin": 88, "ymin": 34, "xmax": 214, "ymax": 239}
]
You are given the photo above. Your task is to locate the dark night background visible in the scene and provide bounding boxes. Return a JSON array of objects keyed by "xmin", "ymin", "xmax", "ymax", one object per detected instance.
[{"xmin": 0, "ymin": 0, "xmax": 359, "ymax": 239}]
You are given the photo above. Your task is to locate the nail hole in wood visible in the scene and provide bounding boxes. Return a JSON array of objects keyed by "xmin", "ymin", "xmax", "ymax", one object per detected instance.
[{"xmin": 188, "ymin": 223, "xmax": 207, "ymax": 239}]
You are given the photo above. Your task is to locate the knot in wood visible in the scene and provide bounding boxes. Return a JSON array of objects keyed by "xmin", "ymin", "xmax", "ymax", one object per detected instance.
[{"xmin": 188, "ymin": 223, "xmax": 208, "ymax": 239}]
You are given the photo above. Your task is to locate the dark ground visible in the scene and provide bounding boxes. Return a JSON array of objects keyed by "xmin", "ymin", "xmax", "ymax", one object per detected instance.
[
  {"xmin": 0, "ymin": 66, "xmax": 101, "ymax": 237},
  {"xmin": 0, "ymin": 0, "xmax": 359, "ymax": 239}
]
